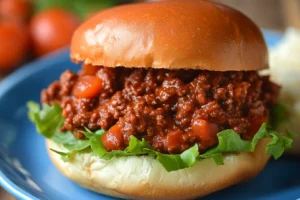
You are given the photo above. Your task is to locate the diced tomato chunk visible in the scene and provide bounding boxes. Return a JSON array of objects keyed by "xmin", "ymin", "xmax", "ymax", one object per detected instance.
[
  {"xmin": 166, "ymin": 130, "xmax": 183, "ymax": 152},
  {"xmin": 73, "ymin": 75, "xmax": 102, "ymax": 98},
  {"xmin": 101, "ymin": 124, "xmax": 123, "ymax": 151},
  {"xmin": 192, "ymin": 119, "xmax": 219, "ymax": 149}
]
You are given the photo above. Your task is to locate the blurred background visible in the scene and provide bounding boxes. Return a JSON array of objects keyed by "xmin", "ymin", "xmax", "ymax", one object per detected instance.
[{"xmin": 0, "ymin": 0, "xmax": 299, "ymax": 199}]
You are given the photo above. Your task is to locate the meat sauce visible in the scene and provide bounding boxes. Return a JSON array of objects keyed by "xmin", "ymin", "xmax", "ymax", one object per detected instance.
[{"xmin": 41, "ymin": 65, "xmax": 280, "ymax": 153}]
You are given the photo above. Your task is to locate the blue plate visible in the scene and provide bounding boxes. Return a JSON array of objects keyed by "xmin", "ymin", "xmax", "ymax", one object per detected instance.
[{"xmin": 1, "ymin": 31, "xmax": 299, "ymax": 200}]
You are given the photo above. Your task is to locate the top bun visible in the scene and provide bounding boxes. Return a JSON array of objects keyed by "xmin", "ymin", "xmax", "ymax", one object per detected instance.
[{"xmin": 70, "ymin": 0, "xmax": 268, "ymax": 71}]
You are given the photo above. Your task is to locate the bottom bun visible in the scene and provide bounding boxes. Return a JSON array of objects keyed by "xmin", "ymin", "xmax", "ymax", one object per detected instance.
[{"xmin": 46, "ymin": 138, "xmax": 271, "ymax": 200}]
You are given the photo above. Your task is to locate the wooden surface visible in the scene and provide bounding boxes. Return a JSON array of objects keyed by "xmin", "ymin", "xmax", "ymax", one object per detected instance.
[
  {"xmin": 1, "ymin": 0, "xmax": 299, "ymax": 199},
  {"xmin": 0, "ymin": 188, "xmax": 15, "ymax": 200}
]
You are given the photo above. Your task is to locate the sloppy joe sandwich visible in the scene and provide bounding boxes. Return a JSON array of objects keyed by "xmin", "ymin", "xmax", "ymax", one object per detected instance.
[{"xmin": 28, "ymin": 1, "xmax": 294, "ymax": 199}]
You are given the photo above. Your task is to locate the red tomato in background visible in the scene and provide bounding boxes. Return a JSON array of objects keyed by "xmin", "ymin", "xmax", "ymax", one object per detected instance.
[
  {"xmin": 29, "ymin": 8, "xmax": 80, "ymax": 57},
  {"xmin": 0, "ymin": 20, "xmax": 30, "ymax": 71},
  {"xmin": 0, "ymin": 0, "xmax": 32, "ymax": 21}
]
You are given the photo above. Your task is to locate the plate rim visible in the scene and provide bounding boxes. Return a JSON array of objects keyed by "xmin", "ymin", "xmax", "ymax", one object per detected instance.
[
  {"xmin": 0, "ymin": 48, "xmax": 69, "ymax": 200},
  {"xmin": 0, "ymin": 174, "xmax": 38, "ymax": 200}
]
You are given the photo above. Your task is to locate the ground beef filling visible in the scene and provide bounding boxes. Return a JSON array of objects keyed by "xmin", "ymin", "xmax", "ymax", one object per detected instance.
[{"xmin": 41, "ymin": 65, "xmax": 280, "ymax": 154}]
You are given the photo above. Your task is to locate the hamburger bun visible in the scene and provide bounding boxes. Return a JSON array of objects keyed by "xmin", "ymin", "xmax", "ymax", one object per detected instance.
[
  {"xmin": 47, "ymin": 138, "xmax": 271, "ymax": 200},
  {"xmin": 70, "ymin": 0, "xmax": 268, "ymax": 71}
]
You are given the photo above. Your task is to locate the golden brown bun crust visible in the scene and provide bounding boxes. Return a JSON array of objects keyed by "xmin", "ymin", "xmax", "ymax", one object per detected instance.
[
  {"xmin": 47, "ymin": 139, "xmax": 270, "ymax": 200},
  {"xmin": 70, "ymin": 0, "xmax": 268, "ymax": 71}
]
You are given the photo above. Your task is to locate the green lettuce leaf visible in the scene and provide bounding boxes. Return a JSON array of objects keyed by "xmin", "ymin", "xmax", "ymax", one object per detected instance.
[
  {"xmin": 266, "ymin": 132, "xmax": 293, "ymax": 159},
  {"xmin": 50, "ymin": 149, "xmax": 74, "ymax": 162},
  {"xmin": 145, "ymin": 144, "xmax": 199, "ymax": 171},
  {"xmin": 27, "ymin": 102, "xmax": 64, "ymax": 138},
  {"xmin": 126, "ymin": 136, "xmax": 152, "ymax": 154},
  {"xmin": 52, "ymin": 131, "xmax": 75, "ymax": 144},
  {"xmin": 33, "ymin": 0, "xmax": 117, "ymax": 19},
  {"xmin": 199, "ymin": 124, "xmax": 292, "ymax": 162},
  {"xmin": 269, "ymin": 103, "xmax": 289, "ymax": 129},
  {"xmin": 63, "ymin": 140, "xmax": 90, "ymax": 151},
  {"xmin": 286, "ymin": 129, "xmax": 297, "ymax": 138},
  {"xmin": 211, "ymin": 153, "xmax": 224, "ymax": 165},
  {"xmin": 27, "ymin": 101, "xmax": 294, "ymax": 172},
  {"xmin": 27, "ymin": 101, "xmax": 91, "ymax": 158}
]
